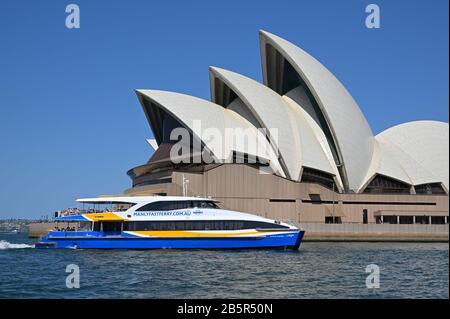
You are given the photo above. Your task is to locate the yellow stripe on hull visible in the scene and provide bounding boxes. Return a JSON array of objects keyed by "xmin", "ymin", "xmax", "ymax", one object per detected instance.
[
  {"xmin": 84, "ymin": 212, "xmax": 125, "ymax": 221},
  {"xmin": 129, "ymin": 230, "xmax": 291, "ymax": 238}
]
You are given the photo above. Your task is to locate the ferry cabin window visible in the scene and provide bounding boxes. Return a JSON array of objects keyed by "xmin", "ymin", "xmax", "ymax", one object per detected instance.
[
  {"xmin": 114, "ymin": 203, "xmax": 135, "ymax": 212},
  {"xmin": 136, "ymin": 200, "xmax": 219, "ymax": 211},
  {"xmin": 103, "ymin": 222, "xmax": 122, "ymax": 232},
  {"xmin": 78, "ymin": 221, "xmax": 91, "ymax": 231},
  {"xmin": 93, "ymin": 222, "xmax": 122, "ymax": 232},
  {"xmin": 123, "ymin": 220, "xmax": 289, "ymax": 231}
]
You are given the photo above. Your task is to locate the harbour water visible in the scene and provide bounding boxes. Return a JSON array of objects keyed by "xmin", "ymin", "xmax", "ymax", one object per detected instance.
[{"xmin": 0, "ymin": 233, "xmax": 448, "ymax": 299}]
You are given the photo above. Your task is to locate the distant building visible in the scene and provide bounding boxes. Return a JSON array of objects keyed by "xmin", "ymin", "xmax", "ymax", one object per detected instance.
[{"xmin": 125, "ymin": 30, "xmax": 448, "ymax": 225}]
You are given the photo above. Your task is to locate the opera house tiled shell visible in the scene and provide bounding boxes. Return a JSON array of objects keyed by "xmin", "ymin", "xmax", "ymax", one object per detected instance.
[{"xmin": 133, "ymin": 30, "xmax": 448, "ymax": 196}]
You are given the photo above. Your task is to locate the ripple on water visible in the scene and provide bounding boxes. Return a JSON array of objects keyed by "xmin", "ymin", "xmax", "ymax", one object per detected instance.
[{"xmin": 0, "ymin": 234, "xmax": 448, "ymax": 299}]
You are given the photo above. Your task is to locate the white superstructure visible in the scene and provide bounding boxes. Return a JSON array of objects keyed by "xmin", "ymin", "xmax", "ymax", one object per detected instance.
[{"xmin": 76, "ymin": 196, "xmax": 297, "ymax": 228}]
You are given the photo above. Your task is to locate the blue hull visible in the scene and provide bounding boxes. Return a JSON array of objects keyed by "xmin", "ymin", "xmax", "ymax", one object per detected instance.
[{"xmin": 35, "ymin": 231, "xmax": 305, "ymax": 250}]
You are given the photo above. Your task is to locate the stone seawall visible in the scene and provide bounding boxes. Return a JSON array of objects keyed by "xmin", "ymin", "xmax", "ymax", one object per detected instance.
[{"xmin": 299, "ymin": 223, "xmax": 449, "ymax": 242}]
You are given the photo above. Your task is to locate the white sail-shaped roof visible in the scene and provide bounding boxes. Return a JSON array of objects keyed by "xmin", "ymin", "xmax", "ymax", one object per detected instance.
[
  {"xmin": 376, "ymin": 121, "xmax": 449, "ymax": 190},
  {"xmin": 209, "ymin": 67, "xmax": 343, "ymax": 188},
  {"xmin": 259, "ymin": 30, "xmax": 374, "ymax": 191},
  {"xmin": 132, "ymin": 31, "xmax": 447, "ymax": 196},
  {"xmin": 136, "ymin": 89, "xmax": 285, "ymax": 177},
  {"xmin": 282, "ymin": 94, "xmax": 344, "ymax": 190},
  {"xmin": 210, "ymin": 67, "xmax": 301, "ymax": 180},
  {"xmin": 359, "ymin": 138, "xmax": 413, "ymax": 191}
]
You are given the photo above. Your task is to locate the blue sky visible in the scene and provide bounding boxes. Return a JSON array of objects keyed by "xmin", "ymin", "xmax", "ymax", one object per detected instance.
[{"xmin": 0, "ymin": 0, "xmax": 448, "ymax": 218}]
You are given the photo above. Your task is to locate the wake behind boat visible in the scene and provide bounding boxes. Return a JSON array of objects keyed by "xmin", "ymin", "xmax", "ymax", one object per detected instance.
[{"xmin": 35, "ymin": 196, "xmax": 305, "ymax": 250}]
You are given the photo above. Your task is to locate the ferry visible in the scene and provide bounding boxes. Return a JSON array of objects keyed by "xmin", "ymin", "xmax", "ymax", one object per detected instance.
[{"xmin": 35, "ymin": 196, "xmax": 305, "ymax": 250}]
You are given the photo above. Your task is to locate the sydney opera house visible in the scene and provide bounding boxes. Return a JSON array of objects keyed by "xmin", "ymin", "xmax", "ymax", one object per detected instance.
[{"xmin": 125, "ymin": 30, "xmax": 448, "ymax": 225}]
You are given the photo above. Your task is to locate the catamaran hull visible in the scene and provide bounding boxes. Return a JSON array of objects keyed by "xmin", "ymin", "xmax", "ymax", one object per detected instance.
[{"xmin": 35, "ymin": 231, "xmax": 305, "ymax": 250}]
